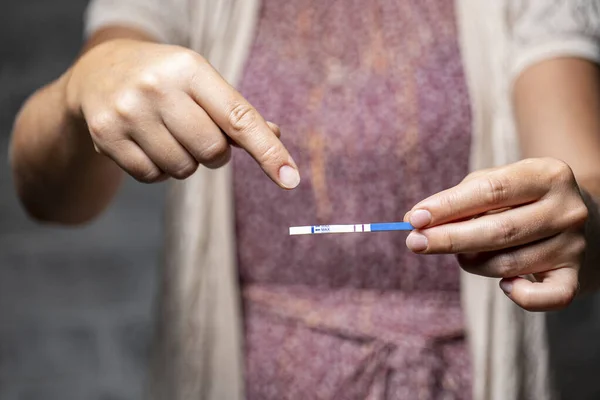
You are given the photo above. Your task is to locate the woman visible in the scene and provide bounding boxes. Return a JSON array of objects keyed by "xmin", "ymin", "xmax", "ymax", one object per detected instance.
[{"xmin": 9, "ymin": 0, "xmax": 600, "ymax": 398}]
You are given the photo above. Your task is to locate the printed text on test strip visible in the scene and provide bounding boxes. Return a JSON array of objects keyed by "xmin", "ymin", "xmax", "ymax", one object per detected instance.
[{"xmin": 289, "ymin": 222, "xmax": 414, "ymax": 235}]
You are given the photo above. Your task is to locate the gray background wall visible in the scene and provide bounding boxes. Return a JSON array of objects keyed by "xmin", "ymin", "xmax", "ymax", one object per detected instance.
[
  {"xmin": 1, "ymin": 1, "xmax": 165, "ymax": 398},
  {"xmin": 1, "ymin": 1, "xmax": 600, "ymax": 399}
]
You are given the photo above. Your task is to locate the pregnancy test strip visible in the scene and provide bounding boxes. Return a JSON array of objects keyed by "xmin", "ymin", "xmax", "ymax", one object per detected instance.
[{"xmin": 289, "ymin": 222, "xmax": 414, "ymax": 235}]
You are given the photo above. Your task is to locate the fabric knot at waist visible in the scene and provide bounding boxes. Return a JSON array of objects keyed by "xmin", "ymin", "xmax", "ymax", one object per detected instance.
[{"xmin": 243, "ymin": 285, "xmax": 471, "ymax": 399}]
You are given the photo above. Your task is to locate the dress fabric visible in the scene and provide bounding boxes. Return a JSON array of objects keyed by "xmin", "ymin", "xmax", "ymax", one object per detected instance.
[{"xmin": 233, "ymin": 0, "xmax": 473, "ymax": 398}]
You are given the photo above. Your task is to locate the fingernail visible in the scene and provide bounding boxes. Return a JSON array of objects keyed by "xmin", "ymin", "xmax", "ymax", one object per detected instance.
[
  {"xmin": 500, "ymin": 280, "xmax": 513, "ymax": 295},
  {"xmin": 406, "ymin": 232, "xmax": 428, "ymax": 252},
  {"xmin": 279, "ymin": 165, "xmax": 300, "ymax": 189},
  {"xmin": 409, "ymin": 210, "xmax": 432, "ymax": 228}
]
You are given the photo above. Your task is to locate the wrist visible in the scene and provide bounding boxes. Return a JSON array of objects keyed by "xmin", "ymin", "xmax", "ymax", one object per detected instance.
[
  {"xmin": 57, "ymin": 66, "xmax": 93, "ymax": 140},
  {"xmin": 58, "ymin": 66, "xmax": 82, "ymax": 121}
]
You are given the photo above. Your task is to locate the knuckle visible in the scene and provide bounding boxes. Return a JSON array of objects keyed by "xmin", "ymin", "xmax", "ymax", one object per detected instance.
[
  {"xmin": 482, "ymin": 175, "xmax": 510, "ymax": 206},
  {"xmin": 185, "ymin": 52, "xmax": 208, "ymax": 87},
  {"xmin": 132, "ymin": 165, "xmax": 162, "ymax": 184},
  {"xmin": 169, "ymin": 160, "xmax": 198, "ymax": 180},
  {"xmin": 137, "ymin": 72, "xmax": 163, "ymax": 94},
  {"xmin": 568, "ymin": 203, "xmax": 589, "ymax": 229},
  {"xmin": 554, "ymin": 284, "xmax": 577, "ymax": 309},
  {"xmin": 257, "ymin": 141, "xmax": 284, "ymax": 165},
  {"xmin": 438, "ymin": 193, "xmax": 457, "ymax": 218},
  {"xmin": 461, "ymin": 171, "xmax": 478, "ymax": 183},
  {"xmin": 516, "ymin": 288, "xmax": 536, "ymax": 311},
  {"xmin": 547, "ymin": 158, "xmax": 574, "ymax": 185},
  {"xmin": 198, "ymin": 140, "xmax": 229, "ymax": 163},
  {"xmin": 570, "ymin": 235, "xmax": 587, "ymax": 258},
  {"xmin": 517, "ymin": 157, "xmax": 538, "ymax": 169},
  {"xmin": 494, "ymin": 218, "xmax": 519, "ymax": 245},
  {"xmin": 491, "ymin": 252, "xmax": 519, "ymax": 277},
  {"xmin": 227, "ymin": 102, "xmax": 260, "ymax": 136},
  {"xmin": 517, "ymin": 280, "xmax": 577, "ymax": 311},
  {"xmin": 514, "ymin": 285, "xmax": 544, "ymax": 312},
  {"xmin": 267, "ymin": 121, "xmax": 281, "ymax": 137},
  {"xmin": 87, "ymin": 111, "xmax": 117, "ymax": 141},
  {"xmin": 113, "ymin": 91, "xmax": 142, "ymax": 121},
  {"xmin": 177, "ymin": 49, "xmax": 204, "ymax": 70},
  {"xmin": 440, "ymin": 229, "xmax": 458, "ymax": 253}
]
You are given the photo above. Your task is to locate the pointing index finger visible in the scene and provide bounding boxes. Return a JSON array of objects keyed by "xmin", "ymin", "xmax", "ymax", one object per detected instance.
[{"xmin": 189, "ymin": 63, "xmax": 300, "ymax": 189}]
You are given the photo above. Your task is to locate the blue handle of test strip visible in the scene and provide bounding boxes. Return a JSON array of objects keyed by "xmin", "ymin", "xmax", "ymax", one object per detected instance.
[{"xmin": 369, "ymin": 222, "xmax": 414, "ymax": 231}]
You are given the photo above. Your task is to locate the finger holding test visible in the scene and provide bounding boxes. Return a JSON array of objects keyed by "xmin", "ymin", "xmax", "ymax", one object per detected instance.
[
  {"xmin": 406, "ymin": 161, "xmax": 551, "ymax": 229},
  {"xmin": 188, "ymin": 63, "xmax": 300, "ymax": 189},
  {"xmin": 406, "ymin": 199, "xmax": 563, "ymax": 254}
]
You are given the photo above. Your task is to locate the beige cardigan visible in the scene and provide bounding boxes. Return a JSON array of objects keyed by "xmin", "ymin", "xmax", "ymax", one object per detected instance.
[{"xmin": 85, "ymin": 1, "xmax": 600, "ymax": 399}]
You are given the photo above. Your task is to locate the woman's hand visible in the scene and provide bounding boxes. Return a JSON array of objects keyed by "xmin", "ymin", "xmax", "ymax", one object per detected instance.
[
  {"xmin": 404, "ymin": 157, "xmax": 591, "ymax": 312},
  {"xmin": 65, "ymin": 39, "xmax": 299, "ymax": 187}
]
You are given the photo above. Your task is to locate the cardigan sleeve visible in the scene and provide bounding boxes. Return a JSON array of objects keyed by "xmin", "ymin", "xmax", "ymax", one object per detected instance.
[
  {"xmin": 83, "ymin": 0, "xmax": 190, "ymax": 46},
  {"xmin": 507, "ymin": 0, "xmax": 600, "ymax": 79}
]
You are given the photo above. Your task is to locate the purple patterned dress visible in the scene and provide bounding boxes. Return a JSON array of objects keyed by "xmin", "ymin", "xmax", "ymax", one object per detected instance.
[{"xmin": 233, "ymin": 0, "xmax": 473, "ymax": 398}]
